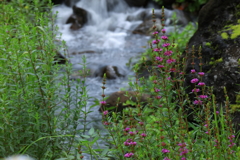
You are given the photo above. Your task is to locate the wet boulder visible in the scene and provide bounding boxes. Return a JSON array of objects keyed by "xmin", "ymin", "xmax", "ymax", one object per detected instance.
[
  {"xmin": 94, "ymin": 65, "xmax": 126, "ymax": 79},
  {"xmin": 182, "ymin": 0, "xmax": 240, "ymax": 132},
  {"xmin": 54, "ymin": 52, "xmax": 68, "ymax": 64},
  {"xmin": 124, "ymin": 0, "xmax": 148, "ymax": 7},
  {"xmin": 66, "ymin": 5, "xmax": 88, "ymax": 30},
  {"xmin": 99, "ymin": 91, "xmax": 151, "ymax": 113}
]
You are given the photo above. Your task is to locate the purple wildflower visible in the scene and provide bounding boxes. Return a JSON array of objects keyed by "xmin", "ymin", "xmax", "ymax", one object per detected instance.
[
  {"xmin": 141, "ymin": 133, "xmax": 147, "ymax": 137},
  {"xmin": 192, "ymin": 88, "xmax": 200, "ymax": 93},
  {"xmin": 124, "ymin": 152, "xmax": 134, "ymax": 158},
  {"xmin": 198, "ymin": 82, "xmax": 205, "ymax": 86},
  {"xmin": 124, "ymin": 128, "xmax": 130, "ymax": 132},
  {"xmin": 156, "ymin": 56, "xmax": 163, "ymax": 61},
  {"xmin": 154, "ymin": 48, "xmax": 163, "ymax": 52},
  {"xmin": 103, "ymin": 110, "xmax": 108, "ymax": 115},
  {"xmin": 199, "ymin": 95, "xmax": 208, "ymax": 99},
  {"xmin": 157, "ymin": 65, "xmax": 165, "ymax": 68},
  {"xmin": 191, "ymin": 69, "xmax": 196, "ymax": 73},
  {"xmin": 198, "ymin": 72, "xmax": 205, "ymax": 76},
  {"xmin": 164, "ymin": 50, "xmax": 173, "ymax": 56},
  {"xmin": 190, "ymin": 78, "xmax": 199, "ymax": 83},
  {"xmin": 161, "ymin": 28, "xmax": 166, "ymax": 33},
  {"xmin": 152, "ymin": 39, "xmax": 160, "ymax": 44},
  {"xmin": 162, "ymin": 149, "xmax": 170, "ymax": 153},
  {"xmin": 163, "ymin": 158, "xmax": 171, "ymax": 160},
  {"xmin": 161, "ymin": 35, "xmax": 168, "ymax": 40},
  {"xmin": 162, "ymin": 43, "xmax": 170, "ymax": 47},
  {"xmin": 193, "ymin": 100, "xmax": 203, "ymax": 105},
  {"xmin": 153, "ymin": 31, "xmax": 159, "ymax": 35},
  {"xmin": 166, "ymin": 58, "xmax": 176, "ymax": 64},
  {"xmin": 100, "ymin": 101, "xmax": 107, "ymax": 105},
  {"xmin": 154, "ymin": 88, "xmax": 160, "ymax": 92}
]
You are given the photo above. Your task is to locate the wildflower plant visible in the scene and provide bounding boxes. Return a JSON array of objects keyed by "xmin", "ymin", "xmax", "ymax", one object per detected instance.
[{"xmin": 100, "ymin": 7, "xmax": 239, "ymax": 160}]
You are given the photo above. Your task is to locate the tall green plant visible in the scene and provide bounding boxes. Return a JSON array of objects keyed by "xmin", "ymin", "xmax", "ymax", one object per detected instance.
[{"xmin": 0, "ymin": 0, "xmax": 98, "ymax": 159}]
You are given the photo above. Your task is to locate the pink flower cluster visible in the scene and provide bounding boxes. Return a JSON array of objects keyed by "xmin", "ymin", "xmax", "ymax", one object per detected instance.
[
  {"xmin": 162, "ymin": 149, "xmax": 170, "ymax": 153},
  {"xmin": 124, "ymin": 139, "xmax": 137, "ymax": 146},
  {"xmin": 124, "ymin": 152, "xmax": 134, "ymax": 158},
  {"xmin": 156, "ymin": 56, "xmax": 163, "ymax": 61},
  {"xmin": 152, "ymin": 39, "xmax": 160, "ymax": 44}
]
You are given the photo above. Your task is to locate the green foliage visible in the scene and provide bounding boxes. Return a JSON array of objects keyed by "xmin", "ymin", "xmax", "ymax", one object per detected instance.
[{"xmin": 0, "ymin": 1, "xmax": 101, "ymax": 159}]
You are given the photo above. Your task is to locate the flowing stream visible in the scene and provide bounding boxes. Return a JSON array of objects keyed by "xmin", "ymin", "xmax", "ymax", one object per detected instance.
[{"xmin": 52, "ymin": 0, "xmax": 190, "ymax": 158}]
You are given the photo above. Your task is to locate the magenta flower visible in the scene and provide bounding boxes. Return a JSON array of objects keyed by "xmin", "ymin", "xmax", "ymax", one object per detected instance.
[
  {"xmin": 156, "ymin": 96, "xmax": 162, "ymax": 99},
  {"xmin": 164, "ymin": 50, "xmax": 173, "ymax": 56},
  {"xmin": 103, "ymin": 110, "xmax": 108, "ymax": 115},
  {"xmin": 138, "ymin": 122, "xmax": 144, "ymax": 125},
  {"xmin": 129, "ymin": 131, "xmax": 135, "ymax": 136},
  {"xmin": 190, "ymin": 78, "xmax": 199, "ymax": 83},
  {"xmin": 100, "ymin": 101, "xmax": 107, "ymax": 105},
  {"xmin": 152, "ymin": 39, "xmax": 160, "ymax": 44},
  {"xmin": 131, "ymin": 141, "xmax": 137, "ymax": 145},
  {"xmin": 204, "ymin": 124, "xmax": 208, "ymax": 127},
  {"xmin": 162, "ymin": 149, "xmax": 170, "ymax": 153},
  {"xmin": 141, "ymin": 133, "xmax": 147, "ymax": 137},
  {"xmin": 178, "ymin": 143, "xmax": 186, "ymax": 147},
  {"xmin": 161, "ymin": 28, "xmax": 166, "ymax": 33},
  {"xmin": 124, "ymin": 141, "xmax": 130, "ymax": 146},
  {"xmin": 193, "ymin": 100, "xmax": 203, "ymax": 105},
  {"xmin": 164, "ymin": 158, "xmax": 171, "ymax": 160},
  {"xmin": 161, "ymin": 35, "xmax": 168, "ymax": 40},
  {"xmin": 157, "ymin": 65, "xmax": 165, "ymax": 68},
  {"xmin": 167, "ymin": 77, "xmax": 171, "ymax": 80},
  {"xmin": 191, "ymin": 69, "xmax": 196, "ymax": 73},
  {"xmin": 154, "ymin": 88, "xmax": 160, "ymax": 92},
  {"xmin": 181, "ymin": 157, "xmax": 186, "ymax": 160},
  {"xmin": 179, "ymin": 148, "xmax": 189, "ymax": 156},
  {"xmin": 124, "ymin": 128, "xmax": 130, "ymax": 132},
  {"xmin": 198, "ymin": 72, "xmax": 205, "ymax": 76},
  {"xmin": 166, "ymin": 58, "xmax": 176, "ymax": 64},
  {"xmin": 153, "ymin": 31, "xmax": 159, "ymax": 35},
  {"xmin": 156, "ymin": 56, "xmax": 163, "ymax": 61},
  {"xmin": 124, "ymin": 152, "xmax": 134, "ymax": 158},
  {"xmin": 162, "ymin": 43, "xmax": 170, "ymax": 47},
  {"xmin": 216, "ymin": 111, "xmax": 220, "ymax": 114},
  {"xmin": 154, "ymin": 48, "xmax": 163, "ymax": 52},
  {"xmin": 198, "ymin": 82, "xmax": 205, "ymax": 86},
  {"xmin": 199, "ymin": 95, "xmax": 208, "ymax": 99},
  {"xmin": 192, "ymin": 88, "xmax": 200, "ymax": 92}
]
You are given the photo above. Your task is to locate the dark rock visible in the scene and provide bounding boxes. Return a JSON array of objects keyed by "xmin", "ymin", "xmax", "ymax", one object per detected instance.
[
  {"xmin": 54, "ymin": 52, "xmax": 67, "ymax": 64},
  {"xmin": 182, "ymin": 0, "xmax": 240, "ymax": 132},
  {"xmin": 94, "ymin": 65, "xmax": 125, "ymax": 79},
  {"xmin": 99, "ymin": 91, "xmax": 151, "ymax": 113},
  {"xmin": 124, "ymin": 0, "xmax": 148, "ymax": 7},
  {"xmin": 66, "ymin": 5, "xmax": 88, "ymax": 30},
  {"xmin": 64, "ymin": 0, "xmax": 80, "ymax": 7}
]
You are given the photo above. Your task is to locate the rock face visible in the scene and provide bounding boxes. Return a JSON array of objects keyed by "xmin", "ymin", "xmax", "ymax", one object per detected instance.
[
  {"xmin": 183, "ymin": 0, "xmax": 240, "ymax": 131},
  {"xmin": 124, "ymin": 0, "xmax": 148, "ymax": 7},
  {"xmin": 99, "ymin": 91, "xmax": 151, "ymax": 113},
  {"xmin": 94, "ymin": 65, "xmax": 126, "ymax": 79},
  {"xmin": 66, "ymin": 5, "xmax": 88, "ymax": 30}
]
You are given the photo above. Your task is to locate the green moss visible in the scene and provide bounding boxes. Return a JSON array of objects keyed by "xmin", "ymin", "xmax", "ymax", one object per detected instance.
[
  {"xmin": 209, "ymin": 58, "xmax": 223, "ymax": 65},
  {"xmin": 205, "ymin": 42, "xmax": 211, "ymax": 46},
  {"xmin": 220, "ymin": 20, "xmax": 240, "ymax": 39},
  {"xmin": 221, "ymin": 32, "xmax": 229, "ymax": 39},
  {"xmin": 230, "ymin": 104, "xmax": 240, "ymax": 113},
  {"xmin": 236, "ymin": 94, "xmax": 240, "ymax": 104},
  {"xmin": 230, "ymin": 94, "xmax": 240, "ymax": 113}
]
